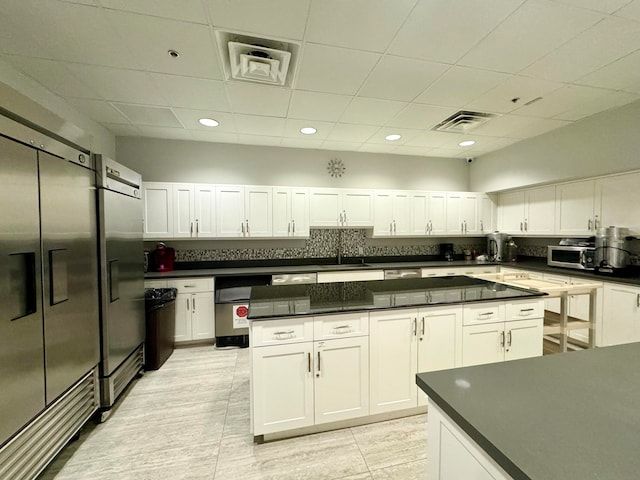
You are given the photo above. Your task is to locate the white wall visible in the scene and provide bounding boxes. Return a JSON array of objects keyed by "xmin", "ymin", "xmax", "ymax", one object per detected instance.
[
  {"xmin": 470, "ymin": 99, "xmax": 640, "ymax": 192},
  {"xmin": 116, "ymin": 137, "xmax": 471, "ymax": 191},
  {"xmin": 0, "ymin": 58, "xmax": 116, "ymax": 157}
]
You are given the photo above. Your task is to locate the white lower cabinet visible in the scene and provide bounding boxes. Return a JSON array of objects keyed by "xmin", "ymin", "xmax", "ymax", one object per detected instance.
[
  {"xmin": 462, "ymin": 301, "xmax": 543, "ymax": 367},
  {"xmin": 166, "ymin": 277, "xmax": 215, "ymax": 343},
  {"xmin": 601, "ymin": 283, "xmax": 640, "ymax": 346}
]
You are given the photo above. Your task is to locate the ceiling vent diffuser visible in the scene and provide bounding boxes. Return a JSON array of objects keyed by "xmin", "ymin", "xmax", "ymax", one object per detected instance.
[
  {"xmin": 215, "ymin": 31, "xmax": 300, "ymax": 87},
  {"xmin": 432, "ymin": 110, "xmax": 497, "ymax": 133}
]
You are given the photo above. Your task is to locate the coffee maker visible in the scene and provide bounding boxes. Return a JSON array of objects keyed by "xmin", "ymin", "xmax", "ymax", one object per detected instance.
[
  {"xmin": 439, "ymin": 243, "xmax": 454, "ymax": 261},
  {"xmin": 487, "ymin": 232, "xmax": 509, "ymax": 262},
  {"xmin": 151, "ymin": 242, "xmax": 175, "ymax": 272}
]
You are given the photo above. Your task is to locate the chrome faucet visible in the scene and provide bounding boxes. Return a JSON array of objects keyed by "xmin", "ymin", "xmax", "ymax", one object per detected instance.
[{"xmin": 337, "ymin": 230, "xmax": 342, "ymax": 264}]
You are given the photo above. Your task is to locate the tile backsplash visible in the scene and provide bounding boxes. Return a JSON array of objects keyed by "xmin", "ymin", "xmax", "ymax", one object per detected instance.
[{"xmin": 163, "ymin": 229, "xmax": 486, "ymax": 263}]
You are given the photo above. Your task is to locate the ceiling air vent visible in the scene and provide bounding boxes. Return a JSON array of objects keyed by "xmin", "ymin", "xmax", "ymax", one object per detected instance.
[
  {"xmin": 432, "ymin": 110, "xmax": 497, "ymax": 133},
  {"xmin": 215, "ymin": 31, "xmax": 300, "ymax": 87}
]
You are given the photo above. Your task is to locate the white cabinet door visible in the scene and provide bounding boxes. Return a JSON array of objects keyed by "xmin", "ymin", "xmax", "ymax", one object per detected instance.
[
  {"xmin": 478, "ymin": 194, "xmax": 496, "ymax": 234},
  {"xmin": 462, "ymin": 323, "xmax": 503, "ymax": 367},
  {"xmin": 373, "ymin": 191, "xmax": 394, "ymax": 235},
  {"xmin": 504, "ymin": 318, "xmax": 542, "ymax": 361},
  {"xmin": 393, "ymin": 191, "xmax": 411, "ymax": 235},
  {"xmin": 191, "ymin": 291, "xmax": 215, "ymax": 340},
  {"xmin": 369, "ymin": 309, "xmax": 418, "ymax": 414},
  {"xmin": 602, "ymin": 283, "xmax": 640, "ymax": 346},
  {"xmin": 314, "ymin": 336, "xmax": 369, "ymax": 424},
  {"xmin": 173, "ymin": 184, "xmax": 195, "ymax": 238},
  {"xmin": 461, "ymin": 193, "xmax": 479, "ymax": 234},
  {"xmin": 342, "ymin": 189, "xmax": 374, "ymax": 227},
  {"xmin": 194, "ymin": 185, "xmax": 216, "ymax": 238},
  {"xmin": 428, "ymin": 192, "xmax": 447, "ymax": 235},
  {"xmin": 216, "ymin": 185, "xmax": 245, "ymax": 237},
  {"xmin": 252, "ymin": 342, "xmax": 315, "ymax": 435},
  {"xmin": 498, "ymin": 190, "xmax": 525, "ymax": 234},
  {"xmin": 290, "ymin": 187, "xmax": 309, "ymax": 237},
  {"xmin": 525, "ymin": 185, "xmax": 555, "ymax": 235},
  {"xmin": 272, "ymin": 187, "xmax": 291, "ymax": 237},
  {"xmin": 410, "ymin": 191, "xmax": 429, "ymax": 235},
  {"xmin": 555, "ymin": 180, "xmax": 597, "ymax": 236},
  {"xmin": 596, "ymin": 172, "xmax": 640, "ymax": 235},
  {"xmin": 174, "ymin": 294, "xmax": 192, "ymax": 342},
  {"xmin": 309, "ymin": 188, "xmax": 341, "ymax": 226},
  {"xmin": 446, "ymin": 192, "xmax": 462, "ymax": 234},
  {"xmin": 143, "ymin": 182, "xmax": 173, "ymax": 238},
  {"xmin": 245, "ymin": 186, "xmax": 272, "ymax": 237}
]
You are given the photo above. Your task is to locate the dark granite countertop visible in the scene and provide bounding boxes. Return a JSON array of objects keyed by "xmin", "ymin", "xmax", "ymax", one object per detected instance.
[
  {"xmin": 416, "ymin": 343, "xmax": 640, "ymax": 480},
  {"xmin": 248, "ymin": 276, "xmax": 545, "ymax": 319}
]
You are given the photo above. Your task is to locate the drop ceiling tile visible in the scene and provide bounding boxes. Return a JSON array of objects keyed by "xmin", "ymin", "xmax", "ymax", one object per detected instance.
[
  {"xmin": 99, "ymin": 0, "xmax": 208, "ymax": 24},
  {"xmin": 305, "ymin": 0, "xmax": 416, "ymax": 52},
  {"xmin": 553, "ymin": 90, "xmax": 640, "ymax": 121},
  {"xmin": 66, "ymin": 64, "xmax": 168, "ymax": 104},
  {"xmin": 234, "ymin": 114, "xmax": 285, "ymax": 136},
  {"xmin": 0, "ymin": 2, "xmax": 57, "ymax": 58},
  {"xmin": 393, "ymin": 145, "xmax": 434, "ymax": 157},
  {"xmin": 577, "ymin": 49, "xmax": 640, "ymax": 91},
  {"xmin": 459, "ymin": 0, "xmax": 604, "ymax": 73},
  {"xmin": 358, "ymin": 56, "xmax": 449, "ymax": 102},
  {"xmin": 236, "ymin": 134, "xmax": 283, "ymax": 146},
  {"xmin": 101, "ymin": 123, "xmax": 140, "ymax": 136},
  {"xmin": 358, "ymin": 144, "xmax": 398, "ymax": 154},
  {"xmin": 388, "ymin": 0, "xmax": 523, "ymax": 63},
  {"xmin": 615, "ymin": 0, "xmax": 640, "ymax": 21},
  {"xmin": 135, "ymin": 125, "xmax": 191, "ymax": 140},
  {"xmin": 366, "ymin": 127, "xmax": 423, "ymax": 145},
  {"xmin": 340, "ymin": 97, "xmax": 407, "ymax": 125},
  {"xmin": 283, "ymin": 119, "xmax": 335, "ymax": 139},
  {"xmin": 428, "ymin": 147, "xmax": 468, "ymax": 159},
  {"xmin": 465, "ymin": 75, "xmax": 564, "ymax": 114},
  {"xmin": 288, "ymin": 91, "xmax": 352, "ymax": 122},
  {"xmin": 295, "ymin": 44, "xmax": 380, "ymax": 95},
  {"xmin": 472, "ymin": 114, "xmax": 571, "ymax": 138},
  {"xmin": 5, "ymin": 56, "xmax": 99, "ymax": 98},
  {"xmin": 67, "ymin": 98, "xmax": 130, "ymax": 124},
  {"xmin": 281, "ymin": 138, "xmax": 324, "ymax": 149},
  {"xmin": 522, "ymin": 16, "xmax": 640, "ymax": 83},
  {"xmin": 405, "ymin": 131, "xmax": 459, "ymax": 148},
  {"xmin": 150, "ymin": 74, "xmax": 231, "ymax": 111},
  {"xmin": 207, "ymin": 0, "xmax": 310, "ymax": 40},
  {"xmin": 386, "ymin": 104, "xmax": 458, "ymax": 129},
  {"xmin": 320, "ymin": 140, "xmax": 362, "ymax": 152},
  {"xmin": 181, "ymin": 131, "xmax": 239, "ymax": 144},
  {"xmin": 106, "ymin": 10, "xmax": 222, "ymax": 79},
  {"xmin": 112, "ymin": 103, "xmax": 183, "ymax": 127},
  {"xmin": 513, "ymin": 84, "xmax": 610, "ymax": 119},
  {"xmin": 171, "ymin": 109, "xmax": 236, "ymax": 132},
  {"xmin": 227, "ymin": 82, "xmax": 291, "ymax": 117},
  {"xmin": 326, "ymin": 123, "xmax": 379, "ymax": 143},
  {"xmin": 415, "ymin": 66, "xmax": 510, "ymax": 107},
  {"xmin": 553, "ymin": 0, "xmax": 634, "ymax": 14}
]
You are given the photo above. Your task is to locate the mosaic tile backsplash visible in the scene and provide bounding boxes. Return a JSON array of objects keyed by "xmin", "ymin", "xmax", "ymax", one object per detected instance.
[{"xmin": 173, "ymin": 229, "xmax": 486, "ymax": 262}]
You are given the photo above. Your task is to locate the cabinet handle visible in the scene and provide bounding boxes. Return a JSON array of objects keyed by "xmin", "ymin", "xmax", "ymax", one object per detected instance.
[
  {"xmin": 429, "ymin": 220, "xmax": 433, "ymax": 233},
  {"xmin": 519, "ymin": 308, "xmax": 534, "ymax": 316},
  {"xmin": 273, "ymin": 330, "xmax": 295, "ymax": 340},
  {"xmin": 292, "ymin": 219, "xmax": 295, "ymax": 234},
  {"xmin": 308, "ymin": 352, "xmax": 311, "ymax": 373},
  {"xmin": 412, "ymin": 318, "xmax": 417, "ymax": 336},
  {"xmin": 190, "ymin": 222, "xmax": 193, "ymax": 235},
  {"xmin": 507, "ymin": 330, "xmax": 512, "ymax": 348},
  {"xmin": 524, "ymin": 219, "xmax": 528, "ymax": 232},
  {"xmin": 480, "ymin": 220, "xmax": 484, "ymax": 233},
  {"xmin": 390, "ymin": 222, "xmax": 393, "ymax": 234},
  {"xmin": 588, "ymin": 219, "xmax": 593, "ymax": 230},
  {"xmin": 241, "ymin": 222, "xmax": 245, "ymax": 235},
  {"xmin": 338, "ymin": 212, "xmax": 343, "ymax": 225},
  {"xmin": 461, "ymin": 222, "xmax": 464, "ymax": 233},
  {"xmin": 192, "ymin": 297, "xmax": 196, "ymax": 313},
  {"xmin": 317, "ymin": 351, "xmax": 321, "ymax": 377},
  {"xmin": 594, "ymin": 216, "xmax": 600, "ymax": 229},
  {"xmin": 421, "ymin": 317, "xmax": 425, "ymax": 336},
  {"xmin": 246, "ymin": 220, "xmax": 250, "ymax": 236},
  {"xmin": 500, "ymin": 331, "xmax": 505, "ymax": 348},
  {"xmin": 393, "ymin": 220, "xmax": 396, "ymax": 234},
  {"xmin": 288, "ymin": 222, "xmax": 291, "ymax": 235},
  {"xmin": 333, "ymin": 324, "xmax": 353, "ymax": 333},
  {"xmin": 183, "ymin": 284, "xmax": 197, "ymax": 288},
  {"xmin": 186, "ymin": 298, "xmax": 190, "ymax": 310},
  {"xmin": 520, "ymin": 221, "xmax": 523, "ymax": 232},
  {"xmin": 479, "ymin": 311, "xmax": 494, "ymax": 317},
  {"xmin": 637, "ymin": 293, "xmax": 640, "ymax": 308}
]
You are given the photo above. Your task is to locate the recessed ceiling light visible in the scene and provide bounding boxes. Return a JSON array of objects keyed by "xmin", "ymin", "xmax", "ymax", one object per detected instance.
[
  {"xmin": 459, "ymin": 140, "xmax": 475, "ymax": 147},
  {"xmin": 385, "ymin": 134, "xmax": 402, "ymax": 141},
  {"xmin": 300, "ymin": 127, "xmax": 317, "ymax": 135},
  {"xmin": 199, "ymin": 118, "xmax": 219, "ymax": 127}
]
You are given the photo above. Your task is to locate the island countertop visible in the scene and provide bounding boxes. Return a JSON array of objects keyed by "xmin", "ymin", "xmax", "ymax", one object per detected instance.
[
  {"xmin": 416, "ymin": 343, "xmax": 640, "ymax": 480},
  {"xmin": 248, "ymin": 276, "xmax": 545, "ymax": 320}
]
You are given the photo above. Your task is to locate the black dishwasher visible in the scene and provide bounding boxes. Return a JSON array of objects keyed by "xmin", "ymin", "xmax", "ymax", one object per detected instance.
[
  {"xmin": 144, "ymin": 288, "xmax": 177, "ymax": 370},
  {"xmin": 215, "ymin": 275, "xmax": 271, "ymax": 348}
]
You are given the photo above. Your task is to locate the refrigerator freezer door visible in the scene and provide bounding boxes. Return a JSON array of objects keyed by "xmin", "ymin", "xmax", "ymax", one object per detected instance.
[
  {"xmin": 99, "ymin": 188, "xmax": 144, "ymax": 377},
  {"xmin": 40, "ymin": 151, "xmax": 100, "ymax": 405},
  {"xmin": 0, "ymin": 136, "xmax": 45, "ymax": 445}
]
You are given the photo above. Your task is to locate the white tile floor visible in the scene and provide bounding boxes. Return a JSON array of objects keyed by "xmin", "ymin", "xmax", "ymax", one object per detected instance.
[{"xmin": 39, "ymin": 346, "xmax": 427, "ymax": 480}]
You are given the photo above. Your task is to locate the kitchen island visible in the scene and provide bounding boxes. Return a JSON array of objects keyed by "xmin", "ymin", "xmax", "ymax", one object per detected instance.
[
  {"xmin": 417, "ymin": 343, "xmax": 640, "ymax": 480},
  {"xmin": 248, "ymin": 276, "xmax": 546, "ymax": 441}
]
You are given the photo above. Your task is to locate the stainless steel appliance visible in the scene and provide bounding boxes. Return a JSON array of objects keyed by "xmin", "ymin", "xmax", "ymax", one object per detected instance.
[
  {"xmin": 0, "ymin": 106, "xmax": 100, "ymax": 479},
  {"xmin": 594, "ymin": 226, "xmax": 631, "ymax": 273},
  {"xmin": 384, "ymin": 268, "xmax": 421, "ymax": 279},
  {"xmin": 215, "ymin": 275, "xmax": 271, "ymax": 347},
  {"xmin": 487, "ymin": 232, "xmax": 509, "ymax": 262},
  {"xmin": 547, "ymin": 245, "xmax": 595, "ymax": 270},
  {"xmin": 95, "ymin": 155, "xmax": 145, "ymax": 410}
]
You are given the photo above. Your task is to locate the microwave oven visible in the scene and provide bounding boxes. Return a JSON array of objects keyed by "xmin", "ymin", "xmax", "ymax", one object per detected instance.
[{"xmin": 547, "ymin": 246, "xmax": 595, "ymax": 270}]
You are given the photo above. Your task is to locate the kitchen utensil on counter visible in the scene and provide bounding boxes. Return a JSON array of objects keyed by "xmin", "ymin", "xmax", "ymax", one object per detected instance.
[
  {"xmin": 152, "ymin": 242, "xmax": 175, "ymax": 272},
  {"xmin": 595, "ymin": 226, "xmax": 631, "ymax": 273},
  {"xmin": 486, "ymin": 232, "xmax": 509, "ymax": 262}
]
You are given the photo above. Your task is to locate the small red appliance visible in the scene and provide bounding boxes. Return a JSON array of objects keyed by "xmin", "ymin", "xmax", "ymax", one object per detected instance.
[{"xmin": 153, "ymin": 242, "xmax": 175, "ymax": 272}]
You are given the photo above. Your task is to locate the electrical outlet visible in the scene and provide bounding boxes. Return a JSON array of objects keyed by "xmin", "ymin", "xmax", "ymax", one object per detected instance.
[{"xmin": 358, "ymin": 246, "xmax": 364, "ymax": 255}]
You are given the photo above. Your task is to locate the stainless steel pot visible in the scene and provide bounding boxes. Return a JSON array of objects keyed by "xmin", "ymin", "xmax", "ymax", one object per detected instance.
[
  {"xmin": 594, "ymin": 226, "xmax": 631, "ymax": 272},
  {"xmin": 486, "ymin": 232, "xmax": 509, "ymax": 262}
]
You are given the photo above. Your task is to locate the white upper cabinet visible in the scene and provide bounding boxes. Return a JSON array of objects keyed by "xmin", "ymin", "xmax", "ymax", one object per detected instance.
[
  {"xmin": 245, "ymin": 186, "xmax": 272, "ymax": 237},
  {"xmin": 498, "ymin": 186, "xmax": 555, "ymax": 235},
  {"xmin": 273, "ymin": 187, "xmax": 309, "ymax": 237},
  {"xmin": 555, "ymin": 180, "xmax": 597, "ymax": 236},
  {"xmin": 173, "ymin": 184, "xmax": 195, "ymax": 238},
  {"xmin": 309, "ymin": 188, "xmax": 373, "ymax": 227},
  {"xmin": 411, "ymin": 191, "xmax": 447, "ymax": 235},
  {"xmin": 478, "ymin": 194, "xmax": 496, "ymax": 234},
  {"xmin": 142, "ymin": 182, "xmax": 173, "ymax": 239},
  {"xmin": 373, "ymin": 190, "xmax": 411, "ymax": 236},
  {"xmin": 194, "ymin": 185, "xmax": 216, "ymax": 238},
  {"xmin": 216, "ymin": 185, "xmax": 245, "ymax": 237},
  {"xmin": 446, "ymin": 192, "xmax": 478, "ymax": 235},
  {"xmin": 173, "ymin": 183, "xmax": 217, "ymax": 239},
  {"xmin": 596, "ymin": 172, "xmax": 640, "ymax": 235}
]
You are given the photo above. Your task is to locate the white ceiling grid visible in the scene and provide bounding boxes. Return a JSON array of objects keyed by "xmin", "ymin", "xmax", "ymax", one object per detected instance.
[{"xmin": 1, "ymin": 0, "xmax": 640, "ymax": 158}]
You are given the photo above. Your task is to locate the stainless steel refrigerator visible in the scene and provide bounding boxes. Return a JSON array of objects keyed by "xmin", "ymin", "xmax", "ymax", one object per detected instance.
[
  {"xmin": 95, "ymin": 155, "xmax": 145, "ymax": 411},
  {"xmin": 0, "ymin": 128, "xmax": 100, "ymax": 477}
]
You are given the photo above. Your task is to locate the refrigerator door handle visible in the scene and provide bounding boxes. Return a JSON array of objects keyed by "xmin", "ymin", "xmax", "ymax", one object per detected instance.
[
  {"xmin": 49, "ymin": 248, "xmax": 69, "ymax": 305},
  {"xmin": 107, "ymin": 259, "xmax": 120, "ymax": 302},
  {"xmin": 8, "ymin": 252, "xmax": 38, "ymax": 320}
]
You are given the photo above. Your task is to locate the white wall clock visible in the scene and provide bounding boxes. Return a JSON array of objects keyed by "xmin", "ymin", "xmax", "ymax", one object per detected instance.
[{"xmin": 327, "ymin": 158, "xmax": 346, "ymax": 177}]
